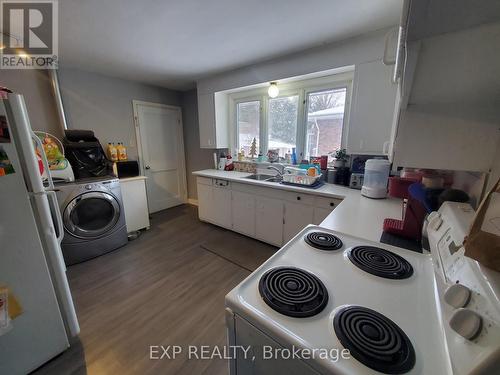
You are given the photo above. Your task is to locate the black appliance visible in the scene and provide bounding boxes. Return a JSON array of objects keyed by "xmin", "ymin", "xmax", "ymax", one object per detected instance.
[
  {"xmin": 63, "ymin": 130, "xmax": 112, "ymax": 179},
  {"xmin": 115, "ymin": 160, "xmax": 139, "ymax": 178}
]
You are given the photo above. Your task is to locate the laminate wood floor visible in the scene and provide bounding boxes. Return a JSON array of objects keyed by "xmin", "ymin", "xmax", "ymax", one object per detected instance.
[{"xmin": 34, "ymin": 205, "xmax": 276, "ymax": 375}]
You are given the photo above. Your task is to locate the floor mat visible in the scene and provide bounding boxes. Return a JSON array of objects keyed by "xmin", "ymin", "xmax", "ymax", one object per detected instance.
[{"xmin": 201, "ymin": 229, "xmax": 278, "ymax": 272}]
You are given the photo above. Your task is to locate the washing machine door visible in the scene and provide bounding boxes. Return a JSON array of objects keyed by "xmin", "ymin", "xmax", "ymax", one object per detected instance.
[{"xmin": 63, "ymin": 192, "xmax": 121, "ymax": 238}]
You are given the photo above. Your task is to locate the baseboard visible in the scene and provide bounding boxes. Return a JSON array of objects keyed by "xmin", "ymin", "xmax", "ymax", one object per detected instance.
[{"xmin": 188, "ymin": 198, "xmax": 198, "ymax": 206}]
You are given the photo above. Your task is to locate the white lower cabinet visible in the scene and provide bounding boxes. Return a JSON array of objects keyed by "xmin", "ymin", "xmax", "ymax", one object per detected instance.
[
  {"xmin": 212, "ymin": 186, "xmax": 231, "ymax": 228},
  {"xmin": 120, "ymin": 177, "xmax": 150, "ymax": 232},
  {"xmin": 231, "ymin": 191, "xmax": 256, "ymax": 236},
  {"xmin": 284, "ymin": 202, "xmax": 314, "ymax": 243},
  {"xmin": 313, "ymin": 207, "xmax": 332, "ymax": 225},
  {"xmin": 196, "ymin": 176, "xmax": 341, "ymax": 247},
  {"xmin": 255, "ymin": 196, "xmax": 284, "ymax": 247},
  {"xmin": 197, "ymin": 181, "xmax": 213, "ymax": 222},
  {"xmin": 197, "ymin": 178, "xmax": 231, "ymax": 228}
]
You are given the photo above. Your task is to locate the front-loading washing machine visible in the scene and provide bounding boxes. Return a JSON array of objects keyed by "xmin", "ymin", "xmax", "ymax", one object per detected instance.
[{"xmin": 55, "ymin": 177, "xmax": 128, "ymax": 265}]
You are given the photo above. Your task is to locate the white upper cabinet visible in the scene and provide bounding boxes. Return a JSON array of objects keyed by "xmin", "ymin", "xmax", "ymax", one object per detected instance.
[
  {"xmin": 198, "ymin": 91, "xmax": 229, "ymax": 149},
  {"xmin": 198, "ymin": 92, "xmax": 216, "ymax": 148},
  {"xmin": 347, "ymin": 60, "xmax": 397, "ymax": 155}
]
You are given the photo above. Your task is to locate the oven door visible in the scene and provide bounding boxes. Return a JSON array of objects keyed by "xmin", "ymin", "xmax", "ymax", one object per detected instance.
[{"xmin": 63, "ymin": 192, "xmax": 121, "ymax": 238}]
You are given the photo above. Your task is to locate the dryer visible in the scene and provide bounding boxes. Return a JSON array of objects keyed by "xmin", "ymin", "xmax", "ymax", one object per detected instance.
[{"xmin": 55, "ymin": 177, "xmax": 128, "ymax": 265}]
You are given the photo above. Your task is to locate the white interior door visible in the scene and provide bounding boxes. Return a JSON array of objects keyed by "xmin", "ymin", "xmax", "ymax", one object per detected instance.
[{"xmin": 134, "ymin": 101, "xmax": 187, "ymax": 213}]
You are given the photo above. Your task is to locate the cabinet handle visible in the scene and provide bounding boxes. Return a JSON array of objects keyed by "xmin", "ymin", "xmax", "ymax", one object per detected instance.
[{"xmin": 297, "ymin": 196, "xmax": 301, "ymax": 201}]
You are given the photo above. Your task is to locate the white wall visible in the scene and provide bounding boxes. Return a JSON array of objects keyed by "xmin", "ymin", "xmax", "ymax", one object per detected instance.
[
  {"xmin": 58, "ymin": 68, "xmax": 182, "ymax": 160},
  {"xmin": 197, "ymin": 27, "xmax": 394, "ymax": 94},
  {"xmin": 0, "ymin": 70, "xmax": 63, "ymax": 138},
  {"xmin": 196, "ymin": 27, "xmax": 399, "ymax": 155},
  {"xmin": 393, "ymin": 22, "xmax": 500, "ymax": 173}
]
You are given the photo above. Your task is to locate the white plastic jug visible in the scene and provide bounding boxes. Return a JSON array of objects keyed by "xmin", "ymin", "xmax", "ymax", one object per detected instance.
[{"xmin": 361, "ymin": 159, "xmax": 391, "ymax": 199}]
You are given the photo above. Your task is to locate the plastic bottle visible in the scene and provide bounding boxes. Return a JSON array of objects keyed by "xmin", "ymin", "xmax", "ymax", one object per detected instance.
[
  {"xmin": 116, "ymin": 143, "xmax": 122, "ymax": 161},
  {"xmin": 291, "ymin": 148, "xmax": 297, "ymax": 165},
  {"xmin": 108, "ymin": 143, "xmax": 118, "ymax": 162},
  {"xmin": 118, "ymin": 142, "xmax": 127, "ymax": 161}
]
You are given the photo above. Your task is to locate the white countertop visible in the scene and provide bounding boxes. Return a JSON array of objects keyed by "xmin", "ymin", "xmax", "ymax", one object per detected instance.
[{"xmin": 193, "ymin": 169, "xmax": 403, "ymax": 242}]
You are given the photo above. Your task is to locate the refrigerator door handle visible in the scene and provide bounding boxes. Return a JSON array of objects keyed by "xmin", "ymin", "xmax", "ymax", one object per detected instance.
[
  {"xmin": 47, "ymin": 190, "xmax": 64, "ymax": 244},
  {"xmin": 31, "ymin": 132, "xmax": 55, "ymax": 191}
]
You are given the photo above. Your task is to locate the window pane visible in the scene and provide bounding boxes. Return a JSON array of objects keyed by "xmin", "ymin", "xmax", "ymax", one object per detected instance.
[
  {"xmin": 237, "ymin": 101, "xmax": 260, "ymax": 155},
  {"xmin": 268, "ymin": 95, "xmax": 299, "ymax": 158},
  {"xmin": 305, "ymin": 88, "xmax": 347, "ymax": 161}
]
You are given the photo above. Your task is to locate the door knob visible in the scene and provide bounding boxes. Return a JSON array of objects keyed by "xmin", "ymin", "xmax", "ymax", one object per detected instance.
[{"xmin": 145, "ymin": 165, "xmax": 151, "ymax": 170}]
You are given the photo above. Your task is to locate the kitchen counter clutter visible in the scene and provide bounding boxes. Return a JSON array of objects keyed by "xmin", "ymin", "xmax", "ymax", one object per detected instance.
[{"xmin": 193, "ymin": 169, "xmax": 402, "ymax": 244}]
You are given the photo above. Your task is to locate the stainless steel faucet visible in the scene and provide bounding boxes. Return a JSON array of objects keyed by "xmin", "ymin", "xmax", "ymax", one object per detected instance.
[{"xmin": 267, "ymin": 166, "xmax": 284, "ymax": 180}]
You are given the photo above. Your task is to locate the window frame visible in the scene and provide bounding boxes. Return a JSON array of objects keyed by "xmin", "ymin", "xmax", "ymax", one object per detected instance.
[
  {"xmin": 233, "ymin": 96, "xmax": 264, "ymax": 155},
  {"xmin": 266, "ymin": 88, "xmax": 303, "ymax": 157},
  {"xmin": 303, "ymin": 84, "xmax": 351, "ymax": 160},
  {"xmin": 229, "ymin": 73, "xmax": 353, "ymax": 160}
]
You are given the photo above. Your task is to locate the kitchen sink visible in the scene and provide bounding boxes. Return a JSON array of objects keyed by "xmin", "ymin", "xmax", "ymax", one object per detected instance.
[
  {"xmin": 245, "ymin": 174, "xmax": 279, "ymax": 181},
  {"xmin": 265, "ymin": 177, "xmax": 282, "ymax": 183}
]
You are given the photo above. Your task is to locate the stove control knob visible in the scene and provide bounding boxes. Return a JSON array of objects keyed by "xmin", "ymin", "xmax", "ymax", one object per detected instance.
[
  {"xmin": 444, "ymin": 283, "xmax": 471, "ymax": 308},
  {"xmin": 449, "ymin": 308, "xmax": 482, "ymax": 340}
]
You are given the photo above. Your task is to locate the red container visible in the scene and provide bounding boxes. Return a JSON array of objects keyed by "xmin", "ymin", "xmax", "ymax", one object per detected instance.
[{"xmin": 320, "ymin": 155, "xmax": 328, "ymax": 170}]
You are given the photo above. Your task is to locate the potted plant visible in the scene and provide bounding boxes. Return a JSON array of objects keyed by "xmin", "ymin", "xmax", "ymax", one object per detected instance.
[{"xmin": 331, "ymin": 148, "xmax": 348, "ymax": 168}]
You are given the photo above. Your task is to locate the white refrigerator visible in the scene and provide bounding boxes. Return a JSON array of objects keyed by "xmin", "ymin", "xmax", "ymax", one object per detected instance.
[{"xmin": 0, "ymin": 92, "xmax": 79, "ymax": 374}]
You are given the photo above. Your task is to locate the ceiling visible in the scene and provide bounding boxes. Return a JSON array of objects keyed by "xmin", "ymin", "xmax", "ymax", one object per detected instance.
[{"xmin": 59, "ymin": 0, "xmax": 403, "ymax": 90}]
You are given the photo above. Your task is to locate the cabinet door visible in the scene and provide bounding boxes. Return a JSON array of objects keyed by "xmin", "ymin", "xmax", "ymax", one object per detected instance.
[
  {"xmin": 232, "ymin": 191, "xmax": 255, "ymax": 236},
  {"xmin": 197, "ymin": 182, "xmax": 213, "ymax": 221},
  {"xmin": 198, "ymin": 92, "xmax": 216, "ymax": 148},
  {"xmin": 284, "ymin": 202, "xmax": 314, "ymax": 243},
  {"xmin": 313, "ymin": 207, "xmax": 332, "ymax": 225},
  {"xmin": 348, "ymin": 60, "xmax": 397, "ymax": 154},
  {"xmin": 255, "ymin": 196, "xmax": 283, "ymax": 247},
  {"xmin": 212, "ymin": 186, "xmax": 232, "ymax": 228}
]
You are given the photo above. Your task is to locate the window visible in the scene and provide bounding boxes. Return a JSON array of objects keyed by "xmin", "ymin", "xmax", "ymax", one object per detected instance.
[
  {"xmin": 237, "ymin": 100, "xmax": 260, "ymax": 155},
  {"xmin": 267, "ymin": 95, "xmax": 299, "ymax": 157},
  {"xmin": 232, "ymin": 74, "xmax": 351, "ymax": 162},
  {"xmin": 305, "ymin": 88, "xmax": 347, "ymax": 161}
]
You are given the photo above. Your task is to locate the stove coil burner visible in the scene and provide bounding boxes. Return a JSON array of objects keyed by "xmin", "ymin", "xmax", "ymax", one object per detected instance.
[
  {"xmin": 258, "ymin": 267, "xmax": 328, "ymax": 317},
  {"xmin": 334, "ymin": 306, "xmax": 415, "ymax": 374},
  {"xmin": 305, "ymin": 231, "xmax": 343, "ymax": 251},
  {"xmin": 347, "ymin": 246, "xmax": 413, "ymax": 279}
]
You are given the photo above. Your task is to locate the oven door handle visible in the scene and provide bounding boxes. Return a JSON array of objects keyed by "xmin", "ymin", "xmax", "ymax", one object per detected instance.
[{"xmin": 47, "ymin": 190, "xmax": 64, "ymax": 243}]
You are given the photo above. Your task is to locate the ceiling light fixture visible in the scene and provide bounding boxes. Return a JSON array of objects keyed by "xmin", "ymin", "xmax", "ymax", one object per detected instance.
[{"xmin": 268, "ymin": 82, "xmax": 279, "ymax": 98}]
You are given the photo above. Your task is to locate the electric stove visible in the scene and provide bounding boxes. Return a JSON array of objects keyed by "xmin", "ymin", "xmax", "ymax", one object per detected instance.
[{"xmin": 225, "ymin": 202, "xmax": 500, "ymax": 375}]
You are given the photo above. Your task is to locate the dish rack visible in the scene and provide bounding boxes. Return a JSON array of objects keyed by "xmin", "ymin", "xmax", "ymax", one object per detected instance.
[{"xmin": 282, "ymin": 173, "xmax": 322, "ymax": 186}]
